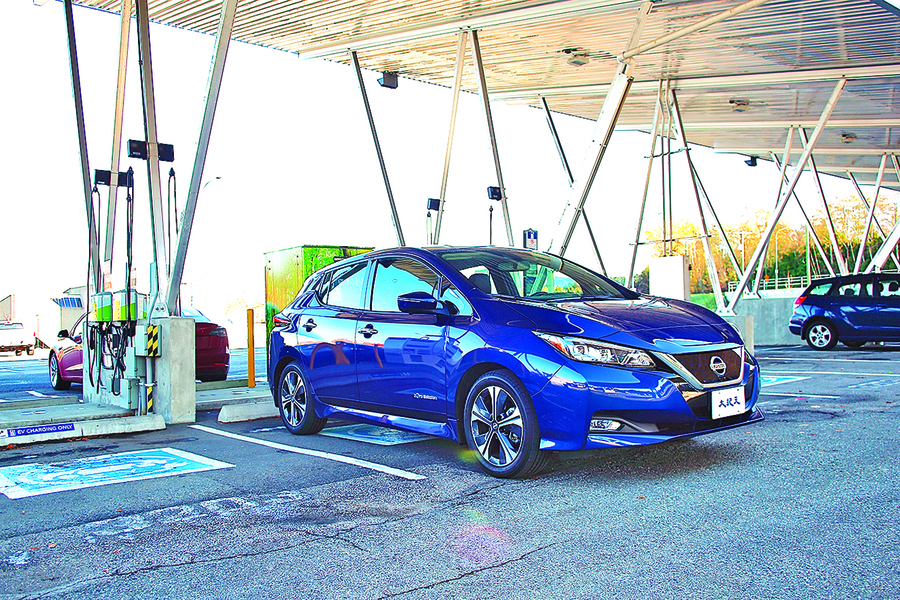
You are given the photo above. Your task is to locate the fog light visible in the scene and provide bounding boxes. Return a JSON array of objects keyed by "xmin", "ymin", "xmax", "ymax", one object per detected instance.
[{"xmin": 590, "ymin": 418, "xmax": 623, "ymax": 432}]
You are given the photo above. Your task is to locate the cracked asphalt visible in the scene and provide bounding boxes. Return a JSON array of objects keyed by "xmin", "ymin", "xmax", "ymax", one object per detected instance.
[{"xmin": 1, "ymin": 345, "xmax": 899, "ymax": 599}]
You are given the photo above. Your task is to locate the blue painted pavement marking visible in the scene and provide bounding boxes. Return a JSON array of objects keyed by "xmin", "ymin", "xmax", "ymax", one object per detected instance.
[
  {"xmin": 760, "ymin": 375, "xmax": 809, "ymax": 387},
  {"xmin": 0, "ymin": 448, "xmax": 234, "ymax": 499},
  {"xmin": 319, "ymin": 423, "xmax": 431, "ymax": 446}
]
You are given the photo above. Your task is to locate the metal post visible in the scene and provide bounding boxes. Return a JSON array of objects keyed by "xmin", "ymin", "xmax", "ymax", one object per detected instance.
[
  {"xmin": 752, "ymin": 128, "xmax": 794, "ymax": 293},
  {"xmin": 848, "ymin": 171, "xmax": 900, "ymax": 271},
  {"xmin": 135, "ymin": 0, "xmax": 169, "ymax": 315},
  {"xmin": 541, "ymin": 96, "xmax": 606, "ymax": 274},
  {"xmin": 853, "ymin": 154, "xmax": 887, "ymax": 273},
  {"xmin": 470, "ymin": 30, "xmax": 514, "ymax": 246},
  {"xmin": 63, "ymin": 0, "xmax": 100, "ymax": 294},
  {"xmin": 551, "ymin": 67, "xmax": 633, "ymax": 256},
  {"xmin": 247, "ymin": 308, "xmax": 255, "ymax": 388},
  {"xmin": 864, "ymin": 155, "xmax": 900, "ymax": 273},
  {"xmin": 104, "ymin": 0, "xmax": 133, "ymax": 269},
  {"xmin": 433, "ymin": 32, "xmax": 467, "ymax": 245},
  {"xmin": 351, "ymin": 51, "xmax": 406, "ymax": 247},
  {"xmin": 627, "ymin": 81, "xmax": 663, "ymax": 288},
  {"xmin": 727, "ymin": 79, "xmax": 846, "ymax": 312},
  {"xmin": 167, "ymin": 0, "xmax": 239, "ymax": 310},
  {"xmin": 799, "ymin": 127, "xmax": 848, "ymax": 275},
  {"xmin": 670, "ymin": 89, "xmax": 725, "ymax": 312},
  {"xmin": 770, "ymin": 152, "xmax": 836, "ymax": 276},
  {"xmin": 689, "ymin": 161, "xmax": 744, "ymax": 280}
]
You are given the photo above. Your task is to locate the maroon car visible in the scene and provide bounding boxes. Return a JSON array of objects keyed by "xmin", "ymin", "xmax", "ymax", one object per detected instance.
[{"xmin": 50, "ymin": 308, "xmax": 230, "ymax": 390}]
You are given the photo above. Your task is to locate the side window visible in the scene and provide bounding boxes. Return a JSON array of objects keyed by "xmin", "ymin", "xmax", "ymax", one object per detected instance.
[
  {"xmin": 835, "ymin": 281, "xmax": 875, "ymax": 297},
  {"xmin": 371, "ymin": 258, "xmax": 440, "ymax": 312},
  {"xmin": 441, "ymin": 282, "xmax": 474, "ymax": 317},
  {"xmin": 807, "ymin": 283, "xmax": 832, "ymax": 296},
  {"xmin": 879, "ymin": 278, "xmax": 900, "ymax": 299},
  {"xmin": 321, "ymin": 262, "xmax": 368, "ymax": 309}
]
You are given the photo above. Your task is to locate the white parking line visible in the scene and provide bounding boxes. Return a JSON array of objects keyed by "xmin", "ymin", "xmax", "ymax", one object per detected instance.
[
  {"xmin": 762, "ymin": 357, "xmax": 900, "ymax": 363},
  {"xmin": 189, "ymin": 425, "xmax": 426, "ymax": 481},
  {"xmin": 764, "ymin": 370, "xmax": 900, "ymax": 377},
  {"xmin": 760, "ymin": 391, "xmax": 840, "ymax": 399}
]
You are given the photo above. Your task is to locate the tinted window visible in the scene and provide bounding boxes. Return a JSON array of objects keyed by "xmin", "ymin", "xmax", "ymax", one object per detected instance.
[
  {"xmin": 807, "ymin": 283, "xmax": 832, "ymax": 296},
  {"xmin": 0, "ymin": 323, "xmax": 23, "ymax": 330},
  {"xmin": 835, "ymin": 281, "xmax": 874, "ymax": 297},
  {"xmin": 435, "ymin": 248, "xmax": 636, "ymax": 301},
  {"xmin": 322, "ymin": 262, "xmax": 368, "ymax": 309},
  {"xmin": 371, "ymin": 258, "xmax": 440, "ymax": 312},
  {"xmin": 879, "ymin": 277, "xmax": 900, "ymax": 298}
]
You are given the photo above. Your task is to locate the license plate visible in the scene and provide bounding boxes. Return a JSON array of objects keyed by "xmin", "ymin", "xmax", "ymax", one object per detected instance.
[{"xmin": 711, "ymin": 386, "xmax": 746, "ymax": 419}]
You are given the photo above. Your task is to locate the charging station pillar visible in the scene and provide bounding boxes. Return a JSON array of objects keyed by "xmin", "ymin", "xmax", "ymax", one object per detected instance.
[{"xmin": 153, "ymin": 317, "xmax": 195, "ymax": 424}]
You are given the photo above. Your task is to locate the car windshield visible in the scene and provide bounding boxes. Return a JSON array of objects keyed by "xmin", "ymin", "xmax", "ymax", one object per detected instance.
[
  {"xmin": 180, "ymin": 306, "xmax": 212, "ymax": 323},
  {"xmin": 434, "ymin": 248, "xmax": 638, "ymax": 302}
]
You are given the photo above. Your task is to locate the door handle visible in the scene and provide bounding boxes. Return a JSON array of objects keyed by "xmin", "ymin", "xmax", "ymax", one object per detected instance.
[
  {"xmin": 358, "ymin": 324, "xmax": 379, "ymax": 337},
  {"xmin": 303, "ymin": 318, "xmax": 317, "ymax": 332}
]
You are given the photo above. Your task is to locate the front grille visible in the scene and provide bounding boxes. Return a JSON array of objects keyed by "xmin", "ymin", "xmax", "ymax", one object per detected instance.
[
  {"xmin": 685, "ymin": 367, "xmax": 755, "ymax": 419},
  {"xmin": 671, "ymin": 348, "xmax": 743, "ymax": 386}
]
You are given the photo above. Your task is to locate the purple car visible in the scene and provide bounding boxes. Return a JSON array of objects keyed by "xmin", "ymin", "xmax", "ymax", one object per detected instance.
[{"xmin": 50, "ymin": 310, "xmax": 230, "ymax": 390}]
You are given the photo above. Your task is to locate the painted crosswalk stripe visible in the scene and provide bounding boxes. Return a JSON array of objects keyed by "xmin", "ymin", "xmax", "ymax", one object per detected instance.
[{"xmin": 190, "ymin": 424, "xmax": 426, "ymax": 481}]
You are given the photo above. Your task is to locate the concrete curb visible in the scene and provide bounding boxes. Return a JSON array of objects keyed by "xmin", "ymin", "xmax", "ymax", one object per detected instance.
[
  {"xmin": 217, "ymin": 399, "xmax": 278, "ymax": 423},
  {"xmin": 1, "ymin": 414, "xmax": 166, "ymax": 446}
]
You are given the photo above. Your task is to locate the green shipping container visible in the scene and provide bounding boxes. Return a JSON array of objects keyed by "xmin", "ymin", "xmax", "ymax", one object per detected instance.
[{"xmin": 263, "ymin": 245, "xmax": 373, "ymax": 356}]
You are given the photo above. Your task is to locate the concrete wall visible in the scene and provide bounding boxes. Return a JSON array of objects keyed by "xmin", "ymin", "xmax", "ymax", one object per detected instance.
[{"xmin": 734, "ymin": 296, "xmax": 799, "ymax": 346}]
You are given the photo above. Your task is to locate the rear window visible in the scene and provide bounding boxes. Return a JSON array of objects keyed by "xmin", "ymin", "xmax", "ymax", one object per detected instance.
[{"xmin": 806, "ymin": 283, "xmax": 832, "ymax": 296}]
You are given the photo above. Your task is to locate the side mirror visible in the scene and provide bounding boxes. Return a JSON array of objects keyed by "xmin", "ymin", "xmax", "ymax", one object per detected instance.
[
  {"xmin": 58, "ymin": 329, "xmax": 69, "ymax": 339},
  {"xmin": 397, "ymin": 291, "xmax": 445, "ymax": 315}
]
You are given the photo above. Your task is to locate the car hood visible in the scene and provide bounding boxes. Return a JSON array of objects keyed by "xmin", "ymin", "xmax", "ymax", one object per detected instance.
[{"xmin": 500, "ymin": 296, "xmax": 741, "ymax": 352}]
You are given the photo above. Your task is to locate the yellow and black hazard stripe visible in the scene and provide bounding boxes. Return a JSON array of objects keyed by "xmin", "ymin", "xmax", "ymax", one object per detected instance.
[
  {"xmin": 147, "ymin": 385, "xmax": 154, "ymax": 413},
  {"xmin": 147, "ymin": 324, "xmax": 160, "ymax": 357}
]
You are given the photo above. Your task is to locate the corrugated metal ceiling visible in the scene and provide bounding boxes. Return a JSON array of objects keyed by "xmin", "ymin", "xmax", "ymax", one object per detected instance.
[{"xmin": 74, "ymin": 0, "xmax": 900, "ymax": 185}]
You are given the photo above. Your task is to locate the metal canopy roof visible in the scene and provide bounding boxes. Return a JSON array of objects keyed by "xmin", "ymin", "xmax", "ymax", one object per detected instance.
[{"xmin": 75, "ymin": 0, "xmax": 900, "ymax": 185}]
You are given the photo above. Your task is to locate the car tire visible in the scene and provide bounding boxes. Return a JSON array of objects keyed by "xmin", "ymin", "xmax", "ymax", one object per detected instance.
[
  {"xmin": 26, "ymin": 347, "xmax": 35, "ymax": 356},
  {"xmin": 15, "ymin": 350, "xmax": 22, "ymax": 356},
  {"xmin": 843, "ymin": 341, "xmax": 866, "ymax": 348},
  {"xmin": 277, "ymin": 362, "xmax": 327, "ymax": 435},
  {"xmin": 49, "ymin": 353, "xmax": 71, "ymax": 391},
  {"xmin": 464, "ymin": 369, "xmax": 549, "ymax": 479},
  {"xmin": 806, "ymin": 321, "xmax": 838, "ymax": 351}
]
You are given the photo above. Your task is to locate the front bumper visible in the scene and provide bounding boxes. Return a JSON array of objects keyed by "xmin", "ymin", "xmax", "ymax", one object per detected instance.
[{"xmin": 532, "ymin": 354, "xmax": 762, "ymax": 451}]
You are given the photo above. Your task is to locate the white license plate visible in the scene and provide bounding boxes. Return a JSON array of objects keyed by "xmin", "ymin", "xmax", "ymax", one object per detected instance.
[{"xmin": 711, "ymin": 386, "xmax": 746, "ymax": 419}]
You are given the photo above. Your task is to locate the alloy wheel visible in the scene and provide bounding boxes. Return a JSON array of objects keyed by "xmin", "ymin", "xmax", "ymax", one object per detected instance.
[
  {"xmin": 280, "ymin": 368, "xmax": 307, "ymax": 428},
  {"xmin": 469, "ymin": 385, "xmax": 524, "ymax": 467}
]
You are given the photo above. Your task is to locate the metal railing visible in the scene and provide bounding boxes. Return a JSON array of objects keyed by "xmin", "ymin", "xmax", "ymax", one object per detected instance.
[{"xmin": 726, "ymin": 275, "xmax": 809, "ymax": 293}]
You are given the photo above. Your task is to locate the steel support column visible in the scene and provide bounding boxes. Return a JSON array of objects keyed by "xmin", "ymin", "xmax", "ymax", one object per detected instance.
[
  {"xmin": 541, "ymin": 96, "xmax": 605, "ymax": 273},
  {"xmin": 849, "ymin": 169, "xmax": 900, "ymax": 272},
  {"xmin": 432, "ymin": 32, "xmax": 467, "ymax": 245},
  {"xmin": 167, "ymin": 0, "xmax": 239, "ymax": 310},
  {"xmin": 470, "ymin": 30, "xmax": 514, "ymax": 246},
  {"xmin": 627, "ymin": 81, "xmax": 663, "ymax": 288},
  {"xmin": 351, "ymin": 51, "xmax": 405, "ymax": 247},
  {"xmin": 800, "ymin": 127, "xmax": 848, "ymax": 275},
  {"xmin": 865, "ymin": 155, "xmax": 900, "ymax": 273},
  {"xmin": 550, "ymin": 67, "xmax": 633, "ymax": 256},
  {"xmin": 769, "ymin": 152, "xmax": 836, "ymax": 277},
  {"xmin": 853, "ymin": 154, "xmax": 887, "ymax": 274},
  {"xmin": 63, "ymin": 0, "xmax": 100, "ymax": 294},
  {"xmin": 727, "ymin": 79, "xmax": 846, "ymax": 312},
  {"xmin": 135, "ymin": 0, "xmax": 169, "ymax": 313},
  {"xmin": 103, "ymin": 0, "xmax": 133, "ymax": 268},
  {"xmin": 670, "ymin": 90, "xmax": 725, "ymax": 312},
  {"xmin": 752, "ymin": 127, "xmax": 793, "ymax": 294}
]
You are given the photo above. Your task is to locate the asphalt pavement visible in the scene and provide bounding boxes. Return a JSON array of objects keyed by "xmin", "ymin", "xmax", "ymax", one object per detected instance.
[{"xmin": 0, "ymin": 344, "xmax": 898, "ymax": 599}]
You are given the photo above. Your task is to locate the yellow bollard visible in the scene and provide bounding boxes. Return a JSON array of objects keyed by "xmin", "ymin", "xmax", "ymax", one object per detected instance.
[{"xmin": 247, "ymin": 308, "xmax": 255, "ymax": 388}]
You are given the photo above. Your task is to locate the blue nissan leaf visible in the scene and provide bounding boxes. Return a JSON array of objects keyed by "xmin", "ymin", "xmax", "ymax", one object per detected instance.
[{"xmin": 269, "ymin": 246, "xmax": 762, "ymax": 478}]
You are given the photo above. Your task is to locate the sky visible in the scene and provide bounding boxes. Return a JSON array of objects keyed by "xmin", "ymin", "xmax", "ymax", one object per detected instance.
[{"xmin": 0, "ymin": 0, "xmax": 888, "ymax": 340}]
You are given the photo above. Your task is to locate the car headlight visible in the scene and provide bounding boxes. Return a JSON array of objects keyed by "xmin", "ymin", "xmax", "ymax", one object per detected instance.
[{"xmin": 534, "ymin": 332, "xmax": 655, "ymax": 368}]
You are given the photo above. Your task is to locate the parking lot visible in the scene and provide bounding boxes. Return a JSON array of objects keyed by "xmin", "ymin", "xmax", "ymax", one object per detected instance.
[{"xmin": 1, "ymin": 345, "xmax": 898, "ymax": 599}]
